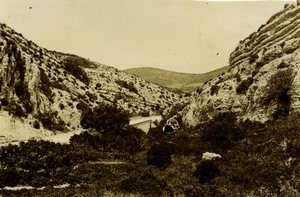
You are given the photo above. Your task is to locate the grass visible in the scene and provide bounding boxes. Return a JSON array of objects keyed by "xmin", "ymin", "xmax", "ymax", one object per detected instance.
[{"xmin": 124, "ymin": 66, "xmax": 229, "ymax": 92}]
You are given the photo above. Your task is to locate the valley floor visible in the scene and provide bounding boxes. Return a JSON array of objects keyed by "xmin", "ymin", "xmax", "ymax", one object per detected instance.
[{"xmin": 0, "ymin": 113, "xmax": 162, "ymax": 146}]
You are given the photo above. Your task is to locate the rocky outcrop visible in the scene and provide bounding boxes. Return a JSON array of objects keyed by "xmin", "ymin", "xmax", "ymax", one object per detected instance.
[
  {"xmin": 0, "ymin": 23, "xmax": 179, "ymax": 131},
  {"xmin": 182, "ymin": 3, "xmax": 300, "ymax": 127}
]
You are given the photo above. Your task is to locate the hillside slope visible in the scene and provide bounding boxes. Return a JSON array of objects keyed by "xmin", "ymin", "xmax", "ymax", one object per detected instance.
[
  {"xmin": 181, "ymin": 3, "xmax": 300, "ymax": 126},
  {"xmin": 0, "ymin": 23, "xmax": 179, "ymax": 131},
  {"xmin": 124, "ymin": 66, "xmax": 228, "ymax": 92}
]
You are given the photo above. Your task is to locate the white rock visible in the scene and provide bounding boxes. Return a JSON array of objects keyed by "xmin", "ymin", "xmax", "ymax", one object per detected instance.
[{"xmin": 202, "ymin": 152, "xmax": 222, "ymax": 161}]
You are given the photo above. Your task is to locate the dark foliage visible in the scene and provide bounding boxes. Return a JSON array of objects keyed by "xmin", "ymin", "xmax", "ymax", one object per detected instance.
[
  {"xmin": 277, "ymin": 61, "xmax": 289, "ymax": 69},
  {"xmin": 236, "ymin": 77, "xmax": 253, "ymax": 94},
  {"xmin": 80, "ymin": 103, "xmax": 130, "ymax": 132},
  {"xmin": 263, "ymin": 69, "xmax": 294, "ymax": 109},
  {"xmin": 210, "ymin": 84, "xmax": 220, "ymax": 96},
  {"xmin": 7, "ymin": 101, "xmax": 26, "ymax": 117},
  {"xmin": 33, "ymin": 120, "xmax": 40, "ymax": 129},
  {"xmin": 249, "ymin": 53, "xmax": 259, "ymax": 64},
  {"xmin": 139, "ymin": 110, "xmax": 150, "ymax": 117},
  {"xmin": 0, "ymin": 140, "xmax": 103, "ymax": 187},
  {"xmin": 147, "ymin": 143, "xmax": 173, "ymax": 168},
  {"xmin": 194, "ymin": 160, "xmax": 220, "ymax": 184},
  {"xmin": 86, "ymin": 91, "xmax": 97, "ymax": 102},
  {"xmin": 63, "ymin": 57, "xmax": 90, "ymax": 85},
  {"xmin": 37, "ymin": 111, "xmax": 66, "ymax": 131},
  {"xmin": 120, "ymin": 171, "xmax": 168, "ymax": 195},
  {"xmin": 70, "ymin": 127, "xmax": 146, "ymax": 154},
  {"xmin": 251, "ymin": 69, "xmax": 259, "ymax": 77},
  {"xmin": 116, "ymin": 80, "xmax": 138, "ymax": 94},
  {"xmin": 1, "ymin": 98, "xmax": 9, "ymax": 106},
  {"xmin": 40, "ymin": 70, "xmax": 54, "ymax": 100},
  {"xmin": 76, "ymin": 99, "xmax": 89, "ymax": 110},
  {"xmin": 201, "ymin": 112, "xmax": 244, "ymax": 151}
]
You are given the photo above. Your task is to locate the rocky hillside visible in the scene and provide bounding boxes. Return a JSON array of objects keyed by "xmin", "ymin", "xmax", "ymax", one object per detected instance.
[
  {"xmin": 181, "ymin": 2, "xmax": 300, "ymax": 127},
  {"xmin": 124, "ymin": 66, "xmax": 228, "ymax": 92},
  {"xmin": 0, "ymin": 23, "xmax": 179, "ymax": 131}
]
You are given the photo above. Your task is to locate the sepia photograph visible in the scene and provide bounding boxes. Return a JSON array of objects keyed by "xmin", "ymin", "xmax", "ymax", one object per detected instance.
[{"xmin": 0, "ymin": 0, "xmax": 300, "ymax": 196}]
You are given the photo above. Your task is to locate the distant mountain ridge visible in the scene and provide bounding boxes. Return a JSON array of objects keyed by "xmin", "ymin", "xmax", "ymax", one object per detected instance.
[{"xmin": 124, "ymin": 66, "xmax": 229, "ymax": 92}]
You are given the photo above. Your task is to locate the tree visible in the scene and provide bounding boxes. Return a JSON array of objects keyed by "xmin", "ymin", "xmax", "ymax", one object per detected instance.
[{"xmin": 80, "ymin": 103, "xmax": 130, "ymax": 132}]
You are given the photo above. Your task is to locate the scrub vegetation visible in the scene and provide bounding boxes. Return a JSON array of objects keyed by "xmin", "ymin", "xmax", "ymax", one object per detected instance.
[{"xmin": 2, "ymin": 106, "xmax": 300, "ymax": 196}]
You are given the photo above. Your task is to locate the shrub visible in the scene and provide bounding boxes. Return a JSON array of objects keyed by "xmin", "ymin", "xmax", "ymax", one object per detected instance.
[
  {"xmin": 116, "ymin": 80, "xmax": 138, "ymax": 94},
  {"xmin": 194, "ymin": 160, "xmax": 220, "ymax": 184},
  {"xmin": 234, "ymin": 73, "xmax": 241, "ymax": 82},
  {"xmin": 120, "ymin": 171, "xmax": 167, "ymax": 195},
  {"xmin": 70, "ymin": 126, "xmax": 146, "ymax": 154},
  {"xmin": 139, "ymin": 110, "xmax": 150, "ymax": 117},
  {"xmin": 51, "ymin": 80, "xmax": 68, "ymax": 91},
  {"xmin": 249, "ymin": 53, "xmax": 259, "ymax": 64},
  {"xmin": 236, "ymin": 77, "xmax": 253, "ymax": 94},
  {"xmin": 201, "ymin": 112, "xmax": 244, "ymax": 151},
  {"xmin": 33, "ymin": 120, "xmax": 40, "ymax": 129},
  {"xmin": 86, "ymin": 91, "xmax": 97, "ymax": 102},
  {"xmin": 63, "ymin": 57, "xmax": 90, "ymax": 85},
  {"xmin": 115, "ymin": 92, "xmax": 125, "ymax": 100},
  {"xmin": 37, "ymin": 111, "xmax": 66, "ymax": 131},
  {"xmin": 277, "ymin": 62, "xmax": 289, "ymax": 69},
  {"xmin": 256, "ymin": 61, "xmax": 263, "ymax": 68},
  {"xmin": 59, "ymin": 103, "xmax": 65, "ymax": 110},
  {"xmin": 0, "ymin": 168, "xmax": 21, "ymax": 187},
  {"xmin": 76, "ymin": 100, "xmax": 89, "ymax": 110},
  {"xmin": 80, "ymin": 103, "xmax": 130, "ymax": 132},
  {"xmin": 196, "ymin": 88, "xmax": 203, "ymax": 94},
  {"xmin": 147, "ymin": 143, "xmax": 173, "ymax": 168},
  {"xmin": 252, "ymin": 69, "xmax": 259, "ymax": 77},
  {"xmin": 263, "ymin": 68, "xmax": 294, "ymax": 105},
  {"xmin": 95, "ymin": 83, "xmax": 101, "ymax": 89},
  {"xmin": 40, "ymin": 70, "xmax": 54, "ymax": 99},
  {"xmin": 210, "ymin": 85, "xmax": 220, "ymax": 96}
]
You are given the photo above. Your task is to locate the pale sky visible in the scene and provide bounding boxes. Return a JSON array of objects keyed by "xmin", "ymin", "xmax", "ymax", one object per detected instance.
[{"xmin": 0, "ymin": 0, "xmax": 294, "ymax": 73}]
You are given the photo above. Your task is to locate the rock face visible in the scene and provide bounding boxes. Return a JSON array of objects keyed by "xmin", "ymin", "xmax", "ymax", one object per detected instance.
[
  {"xmin": 182, "ymin": 3, "xmax": 300, "ymax": 127},
  {"xmin": 0, "ymin": 23, "xmax": 179, "ymax": 131}
]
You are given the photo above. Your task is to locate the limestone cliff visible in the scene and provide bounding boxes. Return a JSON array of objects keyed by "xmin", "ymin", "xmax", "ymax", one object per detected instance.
[{"xmin": 182, "ymin": 3, "xmax": 300, "ymax": 127}]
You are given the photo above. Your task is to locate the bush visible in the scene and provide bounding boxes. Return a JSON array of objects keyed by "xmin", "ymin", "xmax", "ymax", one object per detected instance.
[
  {"xmin": 277, "ymin": 62, "xmax": 289, "ymax": 69},
  {"xmin": 40, "ymin": 70, "xmax": 54, "ymax": 99},
  {"xmin": 7, "ymin": 101, "xmax": 26, "ymax": 117},
  {"xmin": 249, "ymin": 53, "xmax": 259, "ymax": 64},
  {"xmin": 76, "ymin": 100, "xmax": 89, "ymax": 110},
  {"xmin": 86, "ymin": 91, "xmax": 97, "ymax": 102},
  {"xmin": 201, "ymin": 112, "xmax": 244, "ymax": 151},
  {"xmin": 256, "ymin": 61, "xmax": 263, "ymax": 68},
  {"xmin": 139, "ymin": 110, "xmax": 150, "ymax": 117},
  {"xmin": 194, "ymin": 160, "xmax": 220, "ymax": 184},
  {"xmin": 116, "ymin": 80, "xmax": 138, "ymax": 94},
  {"xmin": 210, "ymin": 85, "xmax": 220, "ymax": 96},
  {"xmin": 120, "ymin": 171, "xmax": 167, "ymax": 195},
  {"xmin": 252, "ymin": 69, "xmax": 259, "ymax": 77},
  {"xmin": 147, "ymin": 143, "xmax": 173, "ymax": 168},
  {"xmin": 71, "ymin": 126, "xmax": 146, "ymax": 154},
  {"xmin": 263, "ymin": 68, "xmax": 294, "ymax": 105},
  {"xmin": 236, "ymin": 77, "xmax": 253, "ymax": 94},
  {"xmin": 33, "ymin": 120, "xmax": 40, "ymax": 129},
  {"xmin": 37, "ymin": 111, "xmax": 66, "ymax": 131},
  {"xmin": 80, "ymin": 103, "xmax": 130, "ymax": 132},
  {"xmin": 63, "ymin": 57, "xmax": 90, "ymax": 85},
  {"xmin": 59, "ymin": 103, "xmax": 65, "ymax": 110}
]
